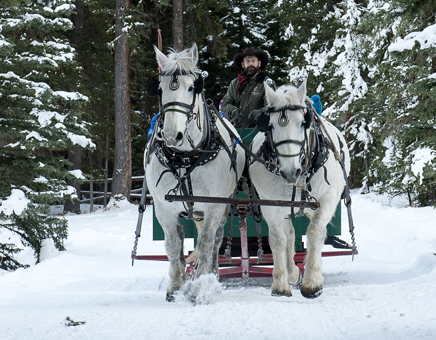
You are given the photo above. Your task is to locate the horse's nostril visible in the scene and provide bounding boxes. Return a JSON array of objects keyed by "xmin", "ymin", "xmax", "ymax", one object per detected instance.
[
  {"xmin": 295, "ymin": 169, "xmax": 301, "ymax": 177},
  {"xmin": 176, "ymin": 132, "xmax": 183, "ymax": 141}
]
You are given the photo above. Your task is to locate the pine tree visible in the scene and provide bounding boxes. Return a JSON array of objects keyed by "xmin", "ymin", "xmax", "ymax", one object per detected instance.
[
  {"xmin": 0, "ymin": 0, "xmax": 94, "ymax": 270},
  {"xmin": 355, "ymin": 0, "xmax": 436, "ymax": 205},
  {"xmin": 275, "ymin": 0, "xmax": 346, "ymax": 96}
]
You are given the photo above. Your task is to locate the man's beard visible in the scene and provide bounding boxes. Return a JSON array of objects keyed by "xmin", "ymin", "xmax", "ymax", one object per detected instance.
[{"xmin": 244, "ymin": 66, "xmax": 260, "ymax": 76}]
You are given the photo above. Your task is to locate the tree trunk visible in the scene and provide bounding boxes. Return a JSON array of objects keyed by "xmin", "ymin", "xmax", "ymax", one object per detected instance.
[
  {"xmin": 113, "ymin": 0, "xmax": 132, "ymax": 199},
  {"xmin": 64, "ymin": 0, "xmax": 84, "ymax": 214},
  {"xmin": 172, "ymin": 0, "xmax": 183, "ymax": 51},
  {"xmin": 64, "ymin": 145, "xmax": 82, "ymax": 214}
]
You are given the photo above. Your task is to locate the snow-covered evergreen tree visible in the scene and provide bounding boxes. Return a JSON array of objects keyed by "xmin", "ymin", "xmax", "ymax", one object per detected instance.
[
  {"xmin": 275, "ymin": 0, "xmax": 345, "ymax": 95},
  {"xmin": 0, "ymin": 0, "xmax": 94, "ymax": 270},
  {"xmin": 355, "ymin": 0, "xmax": 436, "ymax": 205}
]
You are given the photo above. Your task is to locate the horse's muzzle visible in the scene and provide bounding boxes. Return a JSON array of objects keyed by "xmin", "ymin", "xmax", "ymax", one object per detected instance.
[
  {"xmin": 280, "ymin": 168, "xmax": 301, "ymax": 184},
  {"xmin": 163, "ymin": 131, "xmax": 184, "ymax": 147}
]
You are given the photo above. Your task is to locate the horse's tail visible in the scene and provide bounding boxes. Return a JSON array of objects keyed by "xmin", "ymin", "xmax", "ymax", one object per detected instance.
[{"xmin": 186, "ymin": 248, "xmax": 199, "ymax": 265}]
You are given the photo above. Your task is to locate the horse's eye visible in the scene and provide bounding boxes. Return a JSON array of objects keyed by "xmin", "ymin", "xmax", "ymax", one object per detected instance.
[{"xmin": 188, "ymin": 85, "xmax": 194, "ymax": 92}]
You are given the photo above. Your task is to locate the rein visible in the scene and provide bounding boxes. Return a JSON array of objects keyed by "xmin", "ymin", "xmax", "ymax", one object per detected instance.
[
  {"xmin": 151, "ymin": 95, "xmax": 239, "ymax": 220},
  {"xmin": 258, "ymin": 104, "xmax": 316, "ymax": 178},
  {"xmin": 159, "ymin": 80, "xmax": 201, "ymax": 131}
]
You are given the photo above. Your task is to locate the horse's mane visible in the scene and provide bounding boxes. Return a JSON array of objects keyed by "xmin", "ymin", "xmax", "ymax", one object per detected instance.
[
  {"xmin": 161, "ymin": 47, "xmax": 200, "ymax": 75},
  {"xmin": 268, "ymin": 84, "xmax": 311, "ymax": 108}
]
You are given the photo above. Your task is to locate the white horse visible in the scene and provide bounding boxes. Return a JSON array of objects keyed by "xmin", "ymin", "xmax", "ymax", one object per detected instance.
[
  {"xmin": 145, "ymin": 44, "xmax": 245, "ymax": 301},
  {"xmin": 249, "ymin": 79, "xmax": 350, "ymax": 298}
]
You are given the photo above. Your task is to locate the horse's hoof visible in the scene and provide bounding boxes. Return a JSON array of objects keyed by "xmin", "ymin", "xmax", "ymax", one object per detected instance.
[
  {"xmin": 289, "ymin": 270, "xmax": 303, "ymax": 288},
  {"xmin": 300, "ymin": 286, "xmax": 323, "ymax": 299},
  {"xmin": 271, "ymin": 289, "xmax": 292, "ymax": 297},
  {"xmin": 166, "ymin": 293, "xmax": 175, "ymax": 302}
]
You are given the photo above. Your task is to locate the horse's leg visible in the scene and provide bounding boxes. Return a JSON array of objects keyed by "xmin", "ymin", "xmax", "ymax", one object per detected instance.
[
  {"xmin": 176, "ymin": 215, "xmax": 187, "ymax": 274},
  {"xmin": 210, "ymin": 205, "xmax": 229, "ymax": 275},
  {"xmin": 194, "ymin": 205, "xmax": 227, "ymax": 279},
  {"xmin": 301, "ymin": 198, "xmax": 335, "ymax": 298},
  {"xmin": 263, "ymin": 207, "xmax": 293, "ymax": 297},
  {"xmin": 156, "ymin": 210, "xmax": 186, "ymax": 301},
  {"xmin": 283, "ymin": 219, "xmax": 301, "ymax": 285}
]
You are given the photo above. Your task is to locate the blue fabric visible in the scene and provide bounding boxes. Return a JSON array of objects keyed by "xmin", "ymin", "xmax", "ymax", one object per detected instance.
[
  {"xmin": 310, "ymin": 95, "xmax": 322, "ymax": 115},
  {"xmin": 147, "ymin": 112, "xmax": 160, "ymax": 141}
]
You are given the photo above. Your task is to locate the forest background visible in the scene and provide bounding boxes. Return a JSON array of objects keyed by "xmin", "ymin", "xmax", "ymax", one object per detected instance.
[{"xmin": 1, "ymin": 0, "xmax": 436, "ymax": 270}]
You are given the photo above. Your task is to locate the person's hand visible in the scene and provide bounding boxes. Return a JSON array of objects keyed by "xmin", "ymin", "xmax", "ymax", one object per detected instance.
[
  {"xmin": 230, "ymin": 108, "xmax": 242, "ymax": 123},
  {"xmin": 248, "ymin": 109, "xmax": 262, "ymax": 120}
]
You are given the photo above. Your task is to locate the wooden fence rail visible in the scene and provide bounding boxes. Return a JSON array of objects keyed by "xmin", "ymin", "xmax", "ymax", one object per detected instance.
[{"xmin": 80, "ymin": 175, "xmax": 151, "ymax": 210}]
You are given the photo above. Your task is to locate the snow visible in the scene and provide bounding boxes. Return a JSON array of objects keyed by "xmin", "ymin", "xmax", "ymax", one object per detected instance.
[
  {"xmin": 0, "ymin": 39, "xmax": 10, "ymax": 47},
  {"xmin": 26, "ymin": 131, "xmax": 47, "ymax": 141},
  {"xmin": 0, "ymin": 189, "xmax": 30, "ymax": 215},
  {"xmin": 410, "ymin": 147, "xmax": 436, "ymax": 184},
  {"xmin": 1, "ymin": 190, "xmax": 436, "ymax": 339},
  {"xmin": 54, "ymin": 4, "xmax": 74, "ymax": 13},
  {"xmin": 56, "ymin": 90, "xmax": 88, "ymax": 101},
  {"xmin": 388, "ymin": 23, "xmax": 436, "ymax": 52},
  {"xmin": 69, "ymin": 169, "xmax": 86, "ymax": 180},
  {"xmin": 33, "ymin": 108, "xmax": 65, "ymax": 127},
  {"xmin": 67, "ymin": 132, "xmax": 95, "ymax": 148}
]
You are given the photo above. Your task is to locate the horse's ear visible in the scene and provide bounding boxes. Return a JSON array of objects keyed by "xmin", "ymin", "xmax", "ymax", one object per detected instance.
[
  {"xmin": 190, "ymin": 43, "xmax": 199, "ymax": 66},
  {"xmin": 154, "ymin": 45, "xmax": 168, "ymax": 70},
  {"xmin": 296, "ymin": 78, "xmax": 307, "ymax": 103},
  {"xmin": 264, "ymin": 82, "xmax": 277, "ymax": 107}
]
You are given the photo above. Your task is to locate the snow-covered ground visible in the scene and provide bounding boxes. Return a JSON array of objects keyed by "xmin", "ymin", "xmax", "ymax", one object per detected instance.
[{"xmin": 1, "ymin": 190, "xmax": 435, "ymax": 340}]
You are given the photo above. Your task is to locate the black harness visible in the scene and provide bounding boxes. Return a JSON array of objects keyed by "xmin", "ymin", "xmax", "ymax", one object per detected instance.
[
  {"xmin": 254, "ymin": 104, "xmax": 332, "ymax": 217},
  {"xmin": 256, "ymin": 105, "xmax": 327, "ymax": 173},
  {"xmin": 151, "ymin": 100, "xmax": 232, "ymax": 188},
  {"xmin": 147, "ymin": 72, "xmax": 238, "ymax": 220}
]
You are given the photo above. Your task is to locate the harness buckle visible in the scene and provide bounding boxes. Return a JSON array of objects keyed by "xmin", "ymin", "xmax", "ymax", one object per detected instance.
[
  {"xmin": 182, "ymin": 157, "xmax": 190, "ymax": 167},
  {"xmin": 157, "ymin": 147, "xmax": 168, "ymax": 165}
]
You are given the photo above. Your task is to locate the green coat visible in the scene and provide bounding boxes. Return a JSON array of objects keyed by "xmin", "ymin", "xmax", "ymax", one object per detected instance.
[{"xmin": 221, "ymin": 72, "xmax": 276, "ymax": 128}]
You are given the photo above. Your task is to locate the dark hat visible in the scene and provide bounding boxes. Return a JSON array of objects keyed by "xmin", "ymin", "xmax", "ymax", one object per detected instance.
[{"xmin": 233, "ymin": 47, "xmax": 269, "ymax": 71}]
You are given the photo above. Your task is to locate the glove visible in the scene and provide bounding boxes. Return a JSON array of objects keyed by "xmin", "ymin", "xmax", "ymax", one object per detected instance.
[
  {"xmin": 248, "ymin": 109, "xmax": 262, "ymax": 120},
  {"xmin": 230, "ymin": 108, "xmax": 242, "ymax": 123}
]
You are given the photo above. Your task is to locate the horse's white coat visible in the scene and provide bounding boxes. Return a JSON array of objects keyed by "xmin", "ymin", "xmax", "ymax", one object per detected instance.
[
  {"xmin": 145, "ymin": 44, "xmax": 245, "ymax": 299},
  {"xmin": 250, "ymin": 80, "xmax": 350, "ymax": 298}
]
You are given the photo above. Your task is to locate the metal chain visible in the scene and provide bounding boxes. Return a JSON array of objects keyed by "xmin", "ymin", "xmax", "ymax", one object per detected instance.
[
  {"xmin": 224, "ymin": 235, "xmax": 232, "ymax": 258},
  {"xmin": 131, "ymin": 235, "xmax": 139, "ymax": 266},
  {"xmin": 256, "ymin": 235, "xmax": 264, "ymax": 262},
  {"xmin": 344, "ymin": 197, "xmax": 358, "ymax": 259},
  {"xmin": 302, "ymin": 186, "xmax": 319, "ymax": 210}
]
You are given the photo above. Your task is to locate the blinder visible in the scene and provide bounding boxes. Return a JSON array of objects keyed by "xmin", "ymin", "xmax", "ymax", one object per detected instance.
[
  {"xmin": 265, "ymin": 105, "xmax": 312, "ymax": 129},
  {"xmin": 193, "ymin": 74, "xmax": 204, "ymax": 94},
  {"xmin": 257, "ymin": 112, "xmax": 270, "ymax": 132},
  {"xmin": 147, "ymin": 74, "xmax": 161, "ymax": 97},
  {"xmin": 146, "ymin": 71, "xmax": 204, "ymax": 97},
  {"xmin": 303, "ymin": 107, "xmax": 312, "ymax": 129}
]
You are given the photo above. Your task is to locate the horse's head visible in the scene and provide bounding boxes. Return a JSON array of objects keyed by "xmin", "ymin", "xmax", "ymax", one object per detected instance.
[
  {"xmin": 264, "ymin": 79, "xmax": 313, "ymax": 184},
  {"xmin": 151, "ymin": 43, "xmax": 204, "ymax": 148}
]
